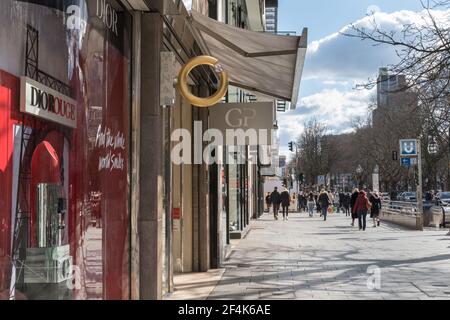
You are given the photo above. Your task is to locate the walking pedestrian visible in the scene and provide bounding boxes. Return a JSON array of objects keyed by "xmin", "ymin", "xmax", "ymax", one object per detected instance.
[
  {"xmin": 280, "ymin": 188, "xmax": 291, "ymax": 221},
  {"xmin": 350, "ymin": 188, "xmax": 359, "ymax": 227},
  {"xmin": 369, "ymin": 191, "xmax": 382, "ymax": 227},
  {"xmin": 354, "ymin": 190, "xmax": 371, "ymax": 231},
  {"xmin": 270, "ymin": 187, "xmax": 281, "ymax": 220},
  {"xmin": 318, "ymin": 190, "xmax": 331, "ymax": 221},
  {"xmin": 265, "ymin": 192, "xmax": 272, "ymax": 213},
  {"xmin": 315, "ymin": 193, "xmax": 321, "ymax": 213},
  {"xmin": 343, "ymin": 193, "xmax": 351, "ymax": 216},
  {"xmin": 307, "ymin": 192, "xmax": 316, "ymax": 217},
  {"xmin": 297, "ymin": 193, "xmax": 304, "ymax": 212},
  {"xmin": 339, "ymin": 192, "xmax": 345, "ymax": 213}
]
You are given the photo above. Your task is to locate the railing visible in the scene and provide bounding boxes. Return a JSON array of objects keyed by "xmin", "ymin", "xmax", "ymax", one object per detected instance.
[
  {"xmin": 381, "ymin": 200, "xmax": 418, "ymax": 216},
  {"xmin": 380, "ymin": 199, "xmax": 422, "ymax": 230}
]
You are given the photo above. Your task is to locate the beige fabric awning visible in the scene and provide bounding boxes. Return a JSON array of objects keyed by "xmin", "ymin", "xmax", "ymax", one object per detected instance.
[{"xmin": 188, "ymin": 10, "xmax": 307, "ymax": 109}]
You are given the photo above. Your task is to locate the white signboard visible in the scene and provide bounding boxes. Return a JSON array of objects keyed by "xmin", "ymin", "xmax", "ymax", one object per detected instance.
[
  {"xmin": 20, "ymin": 77, "xmax": 77, "ymax": 129},
  {"xmin": 209, "ymin": 102, "xmax": 274, "ymax": 146}
]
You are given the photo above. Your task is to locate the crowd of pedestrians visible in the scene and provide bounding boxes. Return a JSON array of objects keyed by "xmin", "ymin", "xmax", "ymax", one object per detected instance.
[{"xmin": 265, "ymin": 187, "xmax": 383, "ymax": 231}]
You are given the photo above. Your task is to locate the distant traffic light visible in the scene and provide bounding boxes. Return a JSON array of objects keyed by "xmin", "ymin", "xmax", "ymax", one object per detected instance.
[
  {"xmin": 288, "ymin": 142, "xmax": 294, "ymax": 152},
  {"xmin": 392, "ymin": 151, "xmax": 398, "ymax": 161}
]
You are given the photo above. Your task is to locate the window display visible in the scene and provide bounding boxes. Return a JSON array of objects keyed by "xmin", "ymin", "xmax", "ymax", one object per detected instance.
[{"xmin": 0, "ymin": 0, "xmax": 132, "ymax": 300}]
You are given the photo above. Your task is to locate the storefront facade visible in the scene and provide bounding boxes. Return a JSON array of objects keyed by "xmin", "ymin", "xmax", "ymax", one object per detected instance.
[
  {"xmin": 1, "ymin": 0, "xmax": 307, "ymax": 301},
  {"xmin": 0, "ymin": 0, "xmax": 132, "ymax": 300}
]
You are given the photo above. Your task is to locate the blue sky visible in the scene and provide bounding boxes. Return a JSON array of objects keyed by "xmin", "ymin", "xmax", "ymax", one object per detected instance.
[
  {"xmin": 277, "ymin": 0, "xmax": 448, "ymax": 158},
  {"xmin": 279, "ymin": 0, "xmax": 424, "ymax": 42}
]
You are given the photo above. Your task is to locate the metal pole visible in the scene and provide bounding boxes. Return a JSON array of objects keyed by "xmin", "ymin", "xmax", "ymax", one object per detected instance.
[
  {"xmin": 448, "ymin": 127, "xmax": 450, "ymax": 235},
  {"xmin": 448, "ymin": 126, "xmax": 450, "ymax": 191},
  {"xmin": 296, "ymin": 144, "xmax": 300, "ymax": 195},
  {"xmin": 417, "ymin": 140, "xmax": 424, "ymax": 231}
]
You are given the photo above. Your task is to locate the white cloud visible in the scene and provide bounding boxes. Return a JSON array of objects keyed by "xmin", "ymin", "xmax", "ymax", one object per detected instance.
[
  {"xmin": 304, "ymin": 9, "xmax": 450, "ymax": 81},
  {"xmin": 279, "ymin": 87, "xmax": 375, "ymax": 142},
  {"xmin": 322, "ymin": 80, "xmax": 350, "ymax": 86},
  {"xmin": 279, "ymin": 8, "xmax": 450, "ymax": 159}
]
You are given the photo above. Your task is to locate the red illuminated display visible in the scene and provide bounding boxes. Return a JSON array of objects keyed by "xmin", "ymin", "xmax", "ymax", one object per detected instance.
[{"xmin": 0, "ymin": 0, "xmax": 131, "ymax": 300}]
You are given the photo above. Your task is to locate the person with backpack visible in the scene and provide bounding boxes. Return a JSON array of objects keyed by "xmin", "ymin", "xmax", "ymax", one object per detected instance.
[
  {"xmin": 270, "ymin": 187, "xmax": 281, "ymax": 220},
  {"xmin": 353, "ymin": 190, "xmax": 371, "ymax": 231},
  {"xmin": 280, "ymin": 188, "xmax": 291, "ymax": 221},
  {"xmin": 318, "ymin": 190, "xmax": 331, "ymax": 221},
  {"xmin": 369, "ymin": 191, "xmax": 382, "ymax": 227}
]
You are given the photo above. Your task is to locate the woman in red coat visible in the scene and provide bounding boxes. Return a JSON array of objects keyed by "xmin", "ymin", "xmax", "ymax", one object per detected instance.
[{"xmin": 353, "ymin": 190, "xmax": 371, "ymax": 231}]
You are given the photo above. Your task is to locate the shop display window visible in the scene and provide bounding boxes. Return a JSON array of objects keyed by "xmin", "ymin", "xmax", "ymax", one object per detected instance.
[{"xmin": 0, "ymin": 0, "xmax": 131, "ymax": 300}]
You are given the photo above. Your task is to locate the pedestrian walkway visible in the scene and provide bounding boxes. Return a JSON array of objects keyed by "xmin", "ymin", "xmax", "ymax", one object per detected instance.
[
  {"xmin": 166, "ymin": 269, "xmax": 225, "ymax": 300},
  {"xmin": 208, "ymin": 212, "xmax": 450, "ymax": 300}
]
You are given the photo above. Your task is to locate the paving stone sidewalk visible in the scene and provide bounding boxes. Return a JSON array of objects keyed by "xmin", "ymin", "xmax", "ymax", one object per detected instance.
[{"xmin": 208, "ymin": 212, "xmax": 450, "ymax": 300}]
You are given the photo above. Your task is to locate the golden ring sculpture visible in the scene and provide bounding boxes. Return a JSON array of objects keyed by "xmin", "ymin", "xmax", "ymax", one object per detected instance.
[{"xmin": 178, "ymin": 56, "xmax": 229, "ymax": 108}]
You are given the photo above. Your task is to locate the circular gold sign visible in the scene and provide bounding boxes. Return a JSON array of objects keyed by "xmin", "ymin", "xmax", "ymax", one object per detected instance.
[{"xmin": 178, "ymin": 56, "xmax": 229, "ymax": 108}]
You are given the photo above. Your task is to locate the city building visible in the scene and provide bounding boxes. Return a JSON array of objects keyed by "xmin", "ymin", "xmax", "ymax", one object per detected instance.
[
  {"xmin": 265, "ymin": 0, "xmax": 278, "ymax": 33},
  {"xmin": 373, "ymin": 67, "xmax": 420, "ymax": 131}
]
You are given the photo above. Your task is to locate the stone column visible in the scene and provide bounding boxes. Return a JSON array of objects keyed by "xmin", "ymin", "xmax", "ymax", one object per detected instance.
[
  {"xmin": 192, "ymin": 96, "xmax": 210, "ymax": 272},
  {"xmin": 138, "ymin": 12, "xmax": 164, "ymax": 300}
]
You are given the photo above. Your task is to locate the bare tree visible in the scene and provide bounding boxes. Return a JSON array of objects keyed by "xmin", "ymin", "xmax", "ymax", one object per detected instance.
[
  {"xmin": 343, "ymin": 0, "xmax": 450, "ymax": 102},
  {"xmin": 295, "ymin": 119, "xmax": 328, "ymax": 186},
  {"xmin": 342, "ymin": 0, "xmax": 450, "ymax": 189}
]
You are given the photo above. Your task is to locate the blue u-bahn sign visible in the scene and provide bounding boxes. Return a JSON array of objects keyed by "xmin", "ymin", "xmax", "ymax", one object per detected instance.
[
  {"xmin": 400, "ymin": 139, "xmax": 418, "ymax": 157},
  {"xmin": 401, "ymin": 157, "xmax": 411, "ymax": 167}
]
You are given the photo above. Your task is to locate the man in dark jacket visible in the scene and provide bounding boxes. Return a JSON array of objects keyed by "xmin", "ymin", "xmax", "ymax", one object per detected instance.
[
  {"xmin": 343, "ymin": 193, "xmax": 351, "ymax": 216},
  {"xmin": 270, "ymin": 187, "xmax": 281, "ymax": 220},
  {"xmin": 280, "ymin": 188, "xmax": 291, "ymax": 221},
  {"xmin": 350, "ymin": 188, "xmax": 359, "ymax": 227},
  {"xmin": 318, "ymin": 190, "xmax": 331, "ymax": 221}
]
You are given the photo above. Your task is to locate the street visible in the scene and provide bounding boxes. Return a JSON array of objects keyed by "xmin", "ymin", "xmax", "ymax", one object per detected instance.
[{"xmin": 207, "ymin": 212, "xmax": 450, "ymax": 300}]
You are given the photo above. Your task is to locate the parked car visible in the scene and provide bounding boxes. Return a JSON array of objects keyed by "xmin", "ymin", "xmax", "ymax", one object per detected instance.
[
  {"xmin": 381, "ymin": 192, "xmax": 390, "ymax": 201},
  {"xmin": 401, "ymin": 192, "xmax": 417, "ymax": 202},
  {"xmin": 435, "ymin": 192, "xmax": 450, "ymax": 206},
  {"xmin": 396, "ymin": 192, "xmax": 405, "ymax": 201}
]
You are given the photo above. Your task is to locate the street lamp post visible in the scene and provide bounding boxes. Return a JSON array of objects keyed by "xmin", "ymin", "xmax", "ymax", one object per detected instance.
[
  {"xmin": 428, "ymin": 135, "xmax": 438, "ymax": 193},
  {"xmin": 448, "ymin": 126, "xmax": 450, "ymax": 192},
  {"xmin": 356, "ymin": 165, "xmax": 363, "ymax": 190},
  {"xmin": 373, "ymin": 164, "xmax": 380, "ymax": 192}
]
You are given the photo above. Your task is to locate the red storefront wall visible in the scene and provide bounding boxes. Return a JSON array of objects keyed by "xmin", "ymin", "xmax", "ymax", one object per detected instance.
[{"xmin": 0, "ymin": 62, "xmax": 130, "ymax": 299}]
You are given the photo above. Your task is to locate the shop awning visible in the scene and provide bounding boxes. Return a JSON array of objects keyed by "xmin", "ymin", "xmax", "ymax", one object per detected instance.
[{"xmin": 188, "ymin": 10, "xmax": 307, "ymax": 109}]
